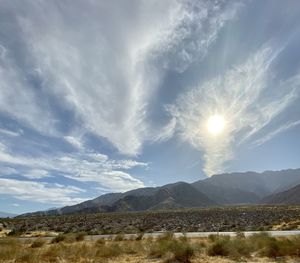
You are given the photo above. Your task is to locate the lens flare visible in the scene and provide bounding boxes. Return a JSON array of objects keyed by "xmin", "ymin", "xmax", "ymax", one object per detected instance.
[{"xmin": 207, "ymin": 115, "xmax": 225, "ymax": 135}]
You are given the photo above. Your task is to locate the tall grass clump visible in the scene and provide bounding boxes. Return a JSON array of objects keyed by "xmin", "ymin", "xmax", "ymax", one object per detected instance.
[
  {"xmin": 207, "ymin": 235, "xmax": 251, "ymax": 260},
  {"xmin": 31, "ymin": 238, "xmax": 46, "ymax": 248},
  {"xmin": 148, "ymin": 232, "xmax": 194, "ymax": 263},
  {"xmin": 0, "ymin": 238, "xmax": 21, "ymax": 261}
]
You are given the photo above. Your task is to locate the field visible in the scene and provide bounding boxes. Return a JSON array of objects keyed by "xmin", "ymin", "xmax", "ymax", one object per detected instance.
[
  {"xmin": 1, "ymin": 206, "xmax": 300, "ymax": 262},
  {"xmin": 2, "ymin": 206, "xmax": 300, "ymax": 235},
  {"xmin": 1, "ymin": 232, "xmax": 300, "ymax": 262}
]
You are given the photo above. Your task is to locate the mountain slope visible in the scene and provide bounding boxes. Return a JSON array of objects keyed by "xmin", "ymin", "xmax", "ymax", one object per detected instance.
[
  {"xmin": 19, "ymin": 168, "xmax": 300, "ymax": 217},
  {"xmin": 110, "ymin": 182, "xmax": 216, "ymax": 212},
  {"xmin": 202, "ymin": 168, "xmax": 300, "ymax": 197},
  {"xmin": 192, "ymin": 180, "xmax": 260, "ymax": 204},
  {"xmin": 261, "ymin": 184, "xmax": 300, "ymax": 205}
]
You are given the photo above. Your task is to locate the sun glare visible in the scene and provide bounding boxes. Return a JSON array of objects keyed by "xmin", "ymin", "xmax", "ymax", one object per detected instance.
[{"xmin": 207, "ymin": 114, "xmax": 225, "ymax": 135}]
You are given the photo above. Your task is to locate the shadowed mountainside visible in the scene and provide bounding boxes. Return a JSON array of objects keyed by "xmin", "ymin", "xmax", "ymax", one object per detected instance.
[{"xmin": 261, "ymin": 184, "xmax": 300, "ymax": 205}]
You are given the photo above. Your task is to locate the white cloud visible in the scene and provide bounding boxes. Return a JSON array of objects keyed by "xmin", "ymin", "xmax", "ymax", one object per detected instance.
[
  {"xmin": 0, "ymin": 128, "xmax": 22, "ymax": 137},
  {"xmin": 23, "ymin": 169, "xmax": 51, "ymax": 179},
  {"xmin": 64, "ymin": 136, "xmax": 83, "ymax": 149},
  {"xmin": 0, "ymin": 178, "xmax": 86, "ymax": 205},
  {"xmin": 0, "ymin": 140, "xmax": 146, "ymax": 192},
  {"xmin": 0, "ymin": 166, "xmax": 17, "ymax": 176},
  {"xmin": 0, "ymin": 0, "xmax": 241, "ymax": 155},
  {"xmin": 167, "ymin": 44, "xmax": 300, "ymax": 176}
]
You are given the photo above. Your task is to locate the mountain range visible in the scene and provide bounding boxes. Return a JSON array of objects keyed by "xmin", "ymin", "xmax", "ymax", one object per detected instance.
[
  {"xmin": 21, "ymin": 168, "xmax": 300, "ymax": 217},
  {"xmin": 0, "ymin": 211, "xmax": 16, "ymax": 218}
]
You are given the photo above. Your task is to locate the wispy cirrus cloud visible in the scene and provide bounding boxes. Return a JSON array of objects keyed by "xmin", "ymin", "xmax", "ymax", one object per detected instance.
[
  {"xmin": 0, "ymin": 0, "xmax": 242, "ymax": 156},
  {"xmin": 252, "ymin": 120, "xmax": 300, "ymax": 147},
  {"xmin": 167, "ymin": 44, "xmax": 300, "ymax": 176}
]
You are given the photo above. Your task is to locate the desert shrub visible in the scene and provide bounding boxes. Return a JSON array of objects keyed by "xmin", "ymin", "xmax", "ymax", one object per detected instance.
[
  {"xmin": 51, "ymin": 233, "xmax": 84, "ymax": 244},
  {"xmin": 227, "ymin": 238, "xmax": 251, "ymax": 259},
  {"xmin": 96, "ymin": 238, "xmax": 106, "ymax": 245},
  {"xmin": 51, "ymin": 234, "xmax": 66, "ymax": 243},
  {"xmin": 259, "ymin": 239, "xmax": 281, "ymax": 258},
  {"xmin": 159, "ymin": 232, "xmax": 174, "ymax": 241},
  {"xmin": 114, "ymin": 233, "xmax": 125, "ymax": 241},
  {"xmin": 96, "ymin": 243, "xmax": 122, "ymax": 258},
  {"xmin": 148, "ymin": 233, "xmax": 175, "ymax": 258},
  {"xmin": 121, "ymin": 241, "xmax": 142, "ymax": 255},
  {"xmin": 0, "ymin": 238, "xmax": 20, "ymax": 260},
  {"xmin": 41, "ymin": 243, "xmax": 63, "ymax": 261},
  {"xmin": 236, "ymin": 231, "xmax": 245, "ymax": 239},
  {"xmin": 207, "ymin": 239, "xmax": 230, "ymax": 257},
  {"xmin": 75, "ymin": 232, "xmax": 85, "ymax": 241},
  {"xmin": 172, "ymin": 241, "xmax": 194, "ymax": 263},
  {"xmin": 259, "ymin": 236, "xmax": 300, "ymax": 258},
  {"xmin": 31, "ymin": 238, "xmax": 46, "ymax": 248},
  {"xmin": 7, "ymin": 229, "xmax": 23, "ymax": 236},
  {"xmin": 248, "ymin": 232, "xmax": 274, "ymax": 251},
  {"xmin": 148, "ymin": 233, "xmax": 194, "ymax": 263},
  {"xmin": 208, "ymin": 234, "xmax": 219, "ymax": 242},
  {"xmin": 15, "ymin": 251, "xmax": 38, "ymax": 263},
  {"xmin": 136, "ymin": 232, "xmax": 144, "ymax": 240}
]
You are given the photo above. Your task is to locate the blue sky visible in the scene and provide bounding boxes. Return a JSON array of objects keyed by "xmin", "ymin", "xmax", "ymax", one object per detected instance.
[{"xmin": 0, "ymin": 0, "xmax": 300, "ymax": 214}]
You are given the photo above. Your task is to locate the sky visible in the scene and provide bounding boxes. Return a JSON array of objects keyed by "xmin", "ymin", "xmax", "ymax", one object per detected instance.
[{"xmin": 0, "ymin": 0, "xmax": 300, "ymax": 214}]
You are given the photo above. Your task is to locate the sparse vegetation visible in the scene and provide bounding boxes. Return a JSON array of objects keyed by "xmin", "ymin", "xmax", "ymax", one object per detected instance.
[
  {"xmin": 4, "ymin": 206, "xmax": 300, "ymax": 235},
  {"xmin": 1, "ymin": 206, "xmax": 300, "ymax": 262},
  {"xmin": 1, "ymin": 232, "xmax": 300, "ymax": 262}
]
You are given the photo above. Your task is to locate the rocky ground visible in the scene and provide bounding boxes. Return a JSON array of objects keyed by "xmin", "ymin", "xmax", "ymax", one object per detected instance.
[{"xmin": 2, "ymin": 205, "xmax": 300, "ymax": 235}]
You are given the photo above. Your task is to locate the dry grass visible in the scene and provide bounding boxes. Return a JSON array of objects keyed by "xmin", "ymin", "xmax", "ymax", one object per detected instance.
[{"xmin": 0, "ymin": 232, "xmax": 300, "ymax": 262}]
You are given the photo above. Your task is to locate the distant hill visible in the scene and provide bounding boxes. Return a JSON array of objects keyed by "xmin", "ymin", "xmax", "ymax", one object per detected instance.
[
  {"xmin": 0, "ymin": 211, "xmax": 16, "ymax": 218},
  {"xmin": 191, "ymin": 180, "xmax": 260, "ymax": 204},
  {"xmin": 261, "ymin": 184, "xmax": 300, "ymax": 205},
  {"xmin": 20, "ymin": 168, "xmax": 300, "ymax": 217},
  {"xmin": 201, "ymin": 169, "xmax": 300, "ymax": 197}
]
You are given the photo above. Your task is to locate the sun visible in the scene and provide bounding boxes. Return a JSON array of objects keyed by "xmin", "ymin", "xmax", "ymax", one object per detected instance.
[{"xmin": 207, "ymin": 114, "xmax": 225, "ymax": 135}]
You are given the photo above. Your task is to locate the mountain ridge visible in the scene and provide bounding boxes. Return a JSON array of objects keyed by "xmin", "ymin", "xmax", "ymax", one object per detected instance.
[{"xmin": 20, "ymin": 168, "xmax": 300, "ymax": 217}]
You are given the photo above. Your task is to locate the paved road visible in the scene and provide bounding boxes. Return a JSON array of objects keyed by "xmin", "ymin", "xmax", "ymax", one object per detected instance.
[
  {"xmin": 85, "ymin": 230, "xmax": 300, "ymax": 240},
  {"xmin": 14, "ymin": 230, "xmax": 300, "ymax": 242}
]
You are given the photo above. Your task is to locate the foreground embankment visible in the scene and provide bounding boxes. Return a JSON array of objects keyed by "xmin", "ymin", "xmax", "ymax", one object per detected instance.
[{"xmin": 1, "ymin": 232, "xmax": 300, "ymax": 262}]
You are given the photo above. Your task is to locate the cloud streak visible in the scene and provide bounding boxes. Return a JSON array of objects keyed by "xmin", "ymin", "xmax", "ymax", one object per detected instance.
[{"xmin": 0, "ymin": 141, "xmax": 146, "ymax": 193}]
